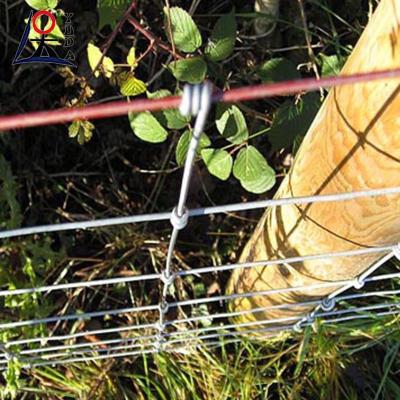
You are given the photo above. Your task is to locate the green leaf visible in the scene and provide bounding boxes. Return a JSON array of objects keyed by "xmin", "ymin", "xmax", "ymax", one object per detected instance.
[
  {"xmin": 176, "ymin": 130, "xmax": 211, "ymax": 166},
  {"xmin": 169, "ymin": 57, "xmax": 207, "ymax": 84},
  {"xmin": 201, "ymin": 149, "xmax": 233, "ymax": 181},
  {"xmin": 129, "ymin": 112, "xmax": 168, "ymax": 143},
  {"xmin": 205, "ymin": 12, "xmax": 237, "ymax": 62},
  {"xmin": 68, "ymin": 120, "xmax": 95, "ymax": 145},
  {"xmin": 233, "ymin": 146, "xmax": 275, "ymax": 194},
  {"xmin": 97, "ymin": 0, "xmax": 130, "ymax": 29},
  {"xmin": 268, "ymin": 93, "xmax": 320, "ymax": 150},
  {"xmin": 3, "ymin": 357, "xmax": 22, "ymax": 398},
  {"xmin": 25, "ymin": 0, "xmax": 58, "ymax": 10},
  {"xmin": 147, "ymin": 90, "xmax": 189, "ymax": 129},
  {"xmin": 68, "ymin": 121, "xmax": 80, "ymax": 138},
  {"xmin": 319, "ymin": 54, "xmax": 346, "ymax": 77},
  {"xmin": 294, "ymin": 325, "xmax": 312, "ymax": 377},
  {"xmin": 147, "ymin": 89, "xmax": 171, "ymax": 100},
  {"xmin": 119, "ymin": 73, "xmax": 147, "ymax": 97},
  {"xmin": 216, "ymin": 105, "xmax": 248, "ymax": 144},
  {"xmin": 164, "ymin": 6, "xmax": 202, "ymax": 53},
  {"xmin": 126, "ymin": 47, "xmax": 137, "ymax": 69},
  {"xmin": 259, "ymin": 58, "xmax": 300, "ymax": 83},
  {"xmin": 87, "ymin": 43, "xmax": 115, "ymax": 78}
]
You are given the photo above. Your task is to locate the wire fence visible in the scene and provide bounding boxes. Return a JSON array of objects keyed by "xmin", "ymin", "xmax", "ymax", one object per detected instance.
[{"xmin": 1, "ymin": 71, "xmax": 400, "ymax": 372}]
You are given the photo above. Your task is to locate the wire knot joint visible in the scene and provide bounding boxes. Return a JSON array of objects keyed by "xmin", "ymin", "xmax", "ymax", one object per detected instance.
[
  {"xmin": 159, "ymin": 301, "xmax": 170, "ymax": 316},
  {"xmin": 170, "ymin": 207, "xmax": 189, "ymax": 231},
  {"xmin": 321, "ymin": 297, "xmax": 336, "ymax": 312},
  {"xmin": 160, "ymin": 270, "xmax": 175, "ymax": 287},
  {"xmin": 353, "ymin": 276, "xmax": 365, "ymax": 290},
  {"xmin": 179, "ymin": 82, "xmax": 213, "ymax": 118}
]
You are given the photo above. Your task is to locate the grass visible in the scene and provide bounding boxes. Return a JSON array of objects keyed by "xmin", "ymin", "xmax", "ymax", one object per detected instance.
[
  {"xmin": 1, "ymin": 0, "xmax": 399, "ymax": 398},
  {"xmin": 8, "ymin": 313, "xmax": 400, "ymax": 399}
]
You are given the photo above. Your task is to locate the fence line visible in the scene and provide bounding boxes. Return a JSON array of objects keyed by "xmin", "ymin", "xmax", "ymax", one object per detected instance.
[
  {"xmin": 5, "ymin": 335, "xmax": 158, "ymax": 357},
  {"xmin": 0, "ymin": 305, "xmax": 158, "ymax": 331},
  {"xmin": 0, "ymin": 227, "xmax": 398, "ymax": 368},
  {"xmin": 1, "ymin": 186, "xmax": 400, "ymax": 240},
  {"xmin": 1, "ymin": 266, "xmax": 399, "ymax": 353},
  {"xmin": 0, "ymin": 273, "xmax": 161, "ymax": 297},
  {"xmin": 2, "ymin": 303, "xmax": 399, "ymax": 371},
  {"xmin": 0, "ymin": 245, "xmax": 395, "ymax": 299},
  {"xmin": 177, "ymin": 245, "xmax": 396, "ymax": 277},
  {"xmin": 1, "ymin": 77, "xmax": 400, "ymax": 372},
  {"xmin": 169, "ymin": 287, "xmax": 400, "ymax": 327},
  {"xmin": 3, "ymin": 288, "xmax": 396, "ymax": 359},
  {"xmin": 2, "ymin": 284, "xmax": 399, "ymax": 356},
  {"xmin": 171, "ymin": 269, "xmax": 400, "ymax": 309},
  {"xmin": 1, "ymin": 301, "xmax": 399, "ymax": 371},
  {"xmin": 2, "ymin": 323, "xmax": 158, "ymax": 347},
  {"xmin": 1, "ymin": 259, "xmax": 398, "ymax": 335},
  {"xmin": 1, "ymin": 67, "xmax": 400, "ymax": 131}
]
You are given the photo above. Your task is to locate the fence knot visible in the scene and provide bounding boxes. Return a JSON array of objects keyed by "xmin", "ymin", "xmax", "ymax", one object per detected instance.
[
  {"xmin": 294, "ymin": 310, "xmax": 317, "ymax": 332},
  {"xmin": 159, "ymin": 301, "xmax": 170, "ymax": 315},
  {"xmin": 353, "ymin": 276, "xmax": 365, "ymax": 290},
  {"xmin": 0, "ymin": 345, "xmax": 16, "ymax": 362},
  {"xmin": 170, "ymin": 206, "xmax": 189, "ymax": 231},
  {"xmin": 293, "ymin": 320, "xmax": 304, "ymax": 333},
  {"xmin": 179, "ymin": 82, "xmax": 213, "ymax": 118},
  {"xmin": 154, "ymin": 322, "xmax": 167, "ymax": 353},
  {"xmin": 160, "ymin": 270, "xmax": 175, "ymax": 287},
  {"xmin": 321, "ymin": 297, "xmax": 336, "ymax": 312}
]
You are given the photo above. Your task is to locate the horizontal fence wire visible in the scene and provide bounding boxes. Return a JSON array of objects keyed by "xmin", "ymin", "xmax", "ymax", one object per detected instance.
[
  {"xmin": 1, "ymin": 262, "xmax": 399, "ymax": 370},
  {"xmin": 1, "ymin": 186, "xmax": 400, "ymax": 239},
  {"xmin": 0, "ymin": 273, "xmax": 161, "ymax": 297},
  {"xmin": 6, "ymin": 284, "xmax": 400, "ymax": 361},
  {"xmin": 1, "ymin": 302, "xmax": 399, "ymax": 370},
  {"xmin": 1, "ymin": 67, "xmax": 400, "ymax": 131},
  {"xmin": 0, "ymin": 245, "xmax": 394, "ymax": 299},
  {"xmin": 0, "ymin": 305, "xmax": 158, "ymax": 331},
  {"xmin": 1, "ymin": 304, "xmax": 399, "ymax": 367},
  {"xmin": 0, "ymin": 189, "xmax": 398, "ymax": 363},
  {"xmin": 2, "ymin": 271, "xmax": 398, "ymax": 347},
  {"xmin": 1, "ymin": 68, "xmax": 400, "ymax": 372},
  {"xmin": 0, "ymin": 242, "xmax": 397, "ymax": 334}
]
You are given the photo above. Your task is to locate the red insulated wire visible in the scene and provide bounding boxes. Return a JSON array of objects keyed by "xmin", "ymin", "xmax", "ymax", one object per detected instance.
[{"xmin": 1, "ymin": 67, "xmax": 400, "ymax": 132}]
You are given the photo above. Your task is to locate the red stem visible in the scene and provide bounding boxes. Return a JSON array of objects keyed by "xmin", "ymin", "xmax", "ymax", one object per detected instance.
[
  {"xmin": 126, "ymin": 16, "xmax": 183, "ymax": 60},
  {"xmin": 1, "ymin": 68, "xmax": 400, "ymax": 132}
]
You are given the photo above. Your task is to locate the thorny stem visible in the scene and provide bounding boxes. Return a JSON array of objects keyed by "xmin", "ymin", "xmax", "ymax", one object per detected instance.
[
  {"xmin": 126, "ymin": 16, "xmax": 184, "ymax": 61},
  {"xmin": 77, "ymin": 1, "xmax": 138, "ymax": 105},
  {"xmin": 76, "ymin": 1, "xmax": 182, "ymax": 106},
  {"xmin": 164, "ymin": 0, "xmax": 177, "ymax": 58},
  {"xmin": 297, "ymin": 0, "xmax": 321, "ymax": 82}
]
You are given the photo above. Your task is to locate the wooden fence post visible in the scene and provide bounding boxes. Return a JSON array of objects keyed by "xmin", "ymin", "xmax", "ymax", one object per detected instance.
[{"xmin": 227, "ymin": 0, "xmax": 400, "ymax": 326}]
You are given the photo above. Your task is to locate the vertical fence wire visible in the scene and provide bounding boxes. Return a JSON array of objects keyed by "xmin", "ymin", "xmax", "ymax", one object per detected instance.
[{"xmin": 155, "ymin": 82, "xmax": 213, "ymax": 352}]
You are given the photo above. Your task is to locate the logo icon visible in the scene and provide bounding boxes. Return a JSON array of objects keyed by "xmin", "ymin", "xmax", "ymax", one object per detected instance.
[{"xmin": 13, "ymin": 10, "xmax": 76, "ymax": 67}]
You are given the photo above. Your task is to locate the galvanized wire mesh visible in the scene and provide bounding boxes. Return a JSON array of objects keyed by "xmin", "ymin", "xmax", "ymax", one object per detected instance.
[{"xmin": 0, "ymin": 80, "xmax": 399, "ymax": 372}]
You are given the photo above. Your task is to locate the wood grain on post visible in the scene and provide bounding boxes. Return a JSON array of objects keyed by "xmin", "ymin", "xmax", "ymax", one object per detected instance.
[{"xmin": 227, "ymin": 0, "xmax": 400, "ymax": 326}]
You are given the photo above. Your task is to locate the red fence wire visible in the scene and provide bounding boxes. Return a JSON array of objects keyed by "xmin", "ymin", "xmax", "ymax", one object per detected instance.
[{"xmin": 1, "ymin": 68, "xmax": 400, "ymax": 132}]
